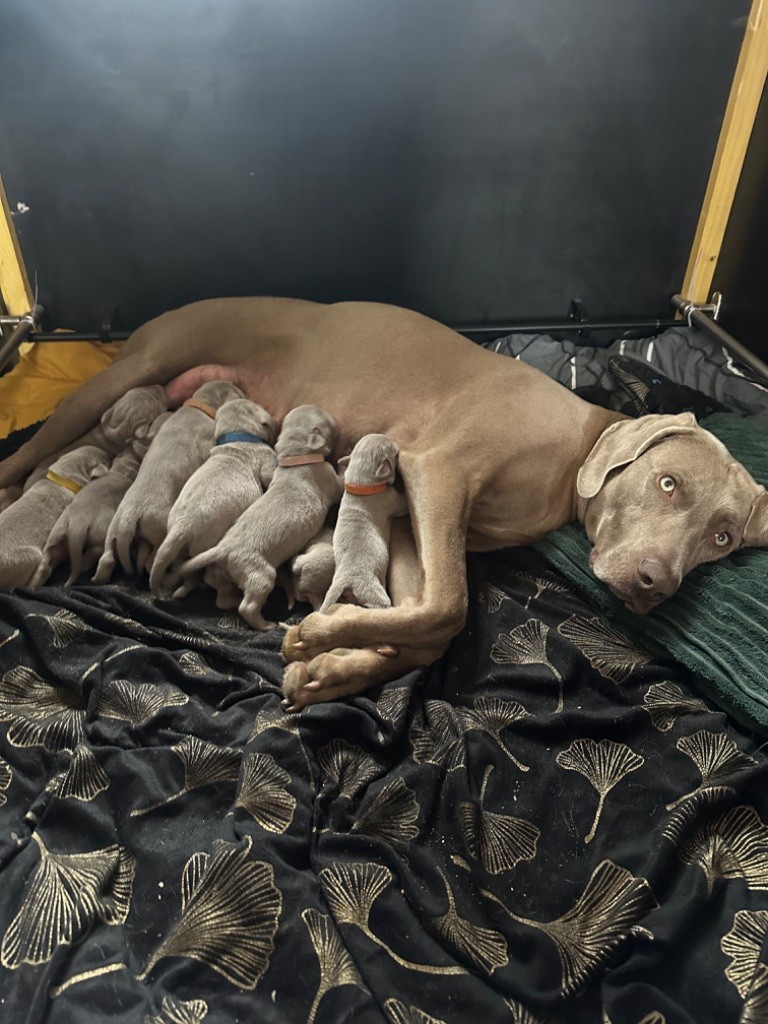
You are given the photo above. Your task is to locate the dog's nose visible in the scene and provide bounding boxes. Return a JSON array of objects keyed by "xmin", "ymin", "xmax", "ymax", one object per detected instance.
[{"xmin": 636, "ymin": 558, "xmax": 678, "ymax": 601}]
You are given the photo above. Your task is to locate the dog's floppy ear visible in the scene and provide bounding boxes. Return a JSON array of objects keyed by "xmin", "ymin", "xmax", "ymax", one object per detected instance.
[
  {"xmin": 375, "ymin": 455, "xmax": 395, "ymax": 482},
  {"xmin": 308, "ymin": 426, "xmax": 329, "ymax": 452},
  {"xmin": 743, "ymin": 489, "xmax": 768, "ymax": 548},
  {"xmin": 577, "ymin": 412, "xmax": 698, "ymax": 500}
]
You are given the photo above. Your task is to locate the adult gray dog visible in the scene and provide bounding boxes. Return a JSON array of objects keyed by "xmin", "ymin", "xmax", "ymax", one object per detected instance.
[{"xmin": 0, "ymin": 298, "xmax": 765, "ymax": 709}]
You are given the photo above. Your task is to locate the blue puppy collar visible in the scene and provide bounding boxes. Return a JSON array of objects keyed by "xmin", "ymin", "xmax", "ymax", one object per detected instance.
[{"xmin": 217, "ymin": 432, "xmax": 270, "ymax": 446}]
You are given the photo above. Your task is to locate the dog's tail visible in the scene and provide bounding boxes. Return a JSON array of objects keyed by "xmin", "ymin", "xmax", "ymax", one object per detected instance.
[
  {"xmin": 320, "ymin": 575, "xmax": 391, "ymax": 612},
  {"xmin": 0, "ymin": 308, "xmax": 205, "ymax": 490},
  {"xmin": 178, "ymin": 546, "xmax": 221, "ymax": 576},
  {"xmin": 149, "ymin": 529, "xmax": 186, "ymax": 595}
]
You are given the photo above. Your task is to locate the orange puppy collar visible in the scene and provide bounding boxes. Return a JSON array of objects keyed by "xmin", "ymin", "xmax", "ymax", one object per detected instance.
[
  {"xmin": 344, "ymin": 481, "xmax": 389, "ymax": 496},
  {"xmin": 278, "ymin": 454, "xmax": 326, "ymax": 467},
  {"xmin": 46, "ymin": 471, "xmax": 84, "ymax": 494},
  {"xmin": 183, "ymin": 398, "xmax": 217, "ymax": 419}
]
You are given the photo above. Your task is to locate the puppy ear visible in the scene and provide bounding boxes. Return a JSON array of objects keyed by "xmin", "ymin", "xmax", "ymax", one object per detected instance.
[
  {"xmin": 743, "ymin": 489, "xmax": 768, "ymax": 548},
  {"xmin": 577, "ymin": 413, "xmax": 698, "ymax": 500},
  {"xmin": 336, "ymin": 455, "xmax": 351, "ymax": 481},
  {"xmin": 308, "ymin": 427, "xmax": 328, "ymax": 452},
  {"xmin": 374, "ymin": 456, "xmax": 394, "ymax": 482}
]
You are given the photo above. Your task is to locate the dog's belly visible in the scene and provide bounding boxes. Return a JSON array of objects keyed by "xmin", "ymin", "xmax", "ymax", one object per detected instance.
[{"xmin": 164, "ymin": 363, "xmax": 431, "ymax": 457}]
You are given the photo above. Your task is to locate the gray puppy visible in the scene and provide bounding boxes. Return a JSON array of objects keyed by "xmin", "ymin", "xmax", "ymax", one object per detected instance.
[
  {"xmin": 180, "ymin": 405, "xmax": 342, "ymax": 629},
  {"xmin": 31, "ymin": 412, "xmax": 170, "ymax": 586},
  {"xmin": 320, "ymin": 434, "xmax": 407, "ymax": 611},
  {"xmin": 93, "ymin": 381, "xmax": 244, "ymax": 581},
  {"xmin": 0, "ymin": 445, "xmax": 110, "ymax": 588},
  {"xmin": 287, "ymin": 525, "xmax": 336, "ymax": 611},
  {"xmin": 25, "ymin": 385, "xmax": 168, "ymax": 490},
  {"xmin": 149, "ymin": 398, "xmax": 277, "ymax": 597}
]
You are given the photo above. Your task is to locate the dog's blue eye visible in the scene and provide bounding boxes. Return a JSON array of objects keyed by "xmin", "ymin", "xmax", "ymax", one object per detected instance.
[
  {"xmin": 659, "ymin": 475, "xmax": 676, "ymax": 493},
  {"xmin": 714, "ymin": 531, "xmax": 731, "ymax": 548}
]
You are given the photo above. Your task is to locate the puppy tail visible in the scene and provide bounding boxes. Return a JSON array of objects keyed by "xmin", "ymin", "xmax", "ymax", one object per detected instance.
[
  {"xmin": 178, "ymin": 547, "xmax": 220, "ymax": 576},
  {"xmin": 149, "ymin": 530, "xmax": 185, "ymax": 595},
  {"xmin": 319, "ymin": 579, "xmax": 345, "ymax": 613}
]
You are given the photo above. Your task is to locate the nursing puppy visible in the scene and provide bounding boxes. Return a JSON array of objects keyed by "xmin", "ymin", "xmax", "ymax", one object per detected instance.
[
  {"xmin": 0, "ymin": 446, "xmax": 110, "ymax": 588},
  {"xmin": 180, "ymin": 405, "xmax": 341, "ymax": 629},
  {"xmin": 320, "ymin": 434, "xmax": 407, "ymax": 611},
  {"xmin": 93, "ymin": 381, "xmax": 244, "ymax": 581},
  {"xmin": 31, "ymin": 412, "xmax": 171, "ymax": 586},
  {"xmin": 287, "ymin": 524, "xmax": 335, "ymax": 611},
  {"xmin": 24, "ymin": 385, "xmax": 168, "ymax": 490},
  {"xmin": 149, "ymin": 398, "xmax": 277, "ymax": 597}
]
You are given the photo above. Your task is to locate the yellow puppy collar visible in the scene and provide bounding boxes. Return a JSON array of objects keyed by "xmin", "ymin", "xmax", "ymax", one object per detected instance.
[{"xmin": 46, "ymin": 470, "xmax": 84, "ymax": 494}]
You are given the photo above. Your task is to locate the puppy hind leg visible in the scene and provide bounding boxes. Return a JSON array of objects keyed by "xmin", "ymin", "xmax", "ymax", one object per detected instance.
[
  {"xmin": 238, "ymin": 568, "xmax": 277, "ymax": 631},
  {"xmin": 30, "ymin": 540, "xmax": 66, "ymax": 587}
]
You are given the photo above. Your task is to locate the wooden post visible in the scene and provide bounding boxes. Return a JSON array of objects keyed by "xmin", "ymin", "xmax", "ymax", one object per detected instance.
[
  {"xmin": 0, "ymin": 175, "xmax": 32, "ymax": 315},
  {"xmin": 682, "ymin": 0, "xmax": 768, "ymax": 304}
]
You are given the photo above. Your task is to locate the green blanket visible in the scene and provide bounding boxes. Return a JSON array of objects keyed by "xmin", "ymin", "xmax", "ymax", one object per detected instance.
[{"xmin": 535, "ymin": 413, "xmax": 768, "ymax": 734}]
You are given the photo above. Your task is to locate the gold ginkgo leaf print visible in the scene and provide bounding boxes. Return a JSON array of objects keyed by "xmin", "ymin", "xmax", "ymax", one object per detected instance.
[
  {"xmin": 351, "ymin": 778, "xmax": 420, "ymax": 843},
  {"xmin": 490, "ymin": 620, "xmax": 564, "ymax": 713},
  {"xmin": 663, "ymin": 796, "xmax": 768, "ymax": 892},
  {"xmin": 319, "ymin": 862, "xmax": 465, "ymax": 975},
  {"xmin": 178, "ymin": 652, "xmax": 210, "ymax": 677},
  {"xmin": 466, "ymin": 696, "xmax": 530, "ymax": 771},
  {"xmin": 235, "ymin": 752, "xmax": 296, "ymax": 833},
  {"xmin": 434, "ymin": 866, "xmax": 508, "ymax": 974},
  {"xmin": 29, "ymin": 609, "xmax": 88, "ymax": 649},
  {"xmin": 0, "ymin": 666, "xmax": 85, "ymax": 751},
  {"xmin": 478, "ymin": 585, "xmax": 511, "ymax": 615},
  {"xmin": 0, "ymin": 627, "xmax": 20, "ymax": 649},
  {"xmin": 482, "ymin": 860, "xmax": 656, "ymax": 995},
  {"xmin": 556, "ymin": 739, "xmax": 644, "ymax": 844},
  {"xmin": 459, "ymin": 766, "xmax": 539, "ymax": 874},
  {"xmin": 1, "ymin": 833, "xmax": 135, "ymax": 969},
  {"xmin": 514, "ymin": 570, "xmax": 570, "ymax": 609},
  {"xmin": 642, "ymin": 682, "xmax": 708, "ymax": 732},
  {"xmin": 98, "ymin": 680, "xmax": 189, "ymax": 726},
  {"xmin": 557, "ymin": 616, "xmax": 651, "ymax": 684},
  {"xmin": 384, "ymin": 999, "xmax": 448, "ymax": 1024},
  {"xmin": 410, "ymin": 700, "xmax": 473, "ymax": 772},
  {"xmin": 376, "ymin": 685, "xmax": 412, "ymax": 728},
  {"xmin": 666, "ymin": 731, "xmax": 756, "ymax": 811},
  {"xmin": 0, "ymin": 757, "xmax": 12, "ymax": 806},
  {"xmin": 317, "ymin": 738, "xmax": 380, "ymax": 798},
  {"xmin": 722, "ymin": 909, "xmax": 768, "ymax": 1019},
  {"xmin": 49, "ymin": 744, "xmax": 109, "ymax": 802},
  {"xmin": 249, "ymin": 706, "xmax": 303, "ymax": 743},
  {"xmin": 140, "ymin": 836, "xmax": 281, "ymax": 990},
  {"xmin": 131, "ymin": 737, "xmax": 241, "ymax": 817},
  {"xmin": 145, "ymin": 995, "xmax": 209, "ymax": 1024},
  {"xmin": 302, "ymin": 908, "xmax": 364, "ymax": 1024}
]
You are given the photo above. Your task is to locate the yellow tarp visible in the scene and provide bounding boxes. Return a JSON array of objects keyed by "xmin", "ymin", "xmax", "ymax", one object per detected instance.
[{"xmin": 0, "ymin": 341, "xmax": 123, "ymax": 439}]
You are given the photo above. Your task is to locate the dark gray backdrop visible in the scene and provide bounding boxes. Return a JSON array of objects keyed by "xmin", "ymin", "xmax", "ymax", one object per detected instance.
[{"xmin": 0, "ymin": 0, "xmax": 752, "ymax": 331}]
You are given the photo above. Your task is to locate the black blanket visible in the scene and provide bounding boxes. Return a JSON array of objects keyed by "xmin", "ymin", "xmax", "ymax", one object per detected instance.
[{"xmin": 1, "ymin": 550, "xmax": 767, "ymax": 1024}]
